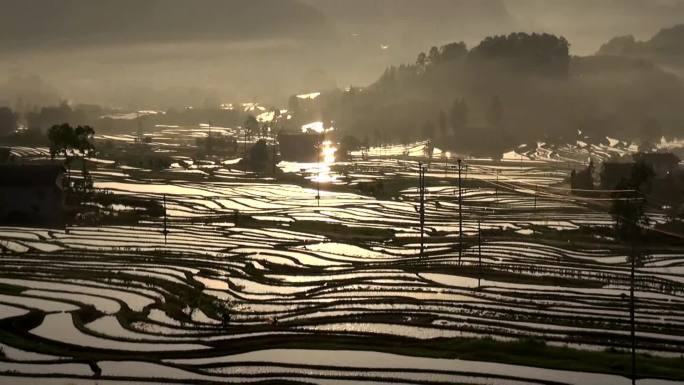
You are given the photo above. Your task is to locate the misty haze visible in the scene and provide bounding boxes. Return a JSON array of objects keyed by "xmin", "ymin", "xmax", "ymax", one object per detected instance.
[{"xmin": 1, "ymin": 1, "xmax": 684, "ymax": 385}]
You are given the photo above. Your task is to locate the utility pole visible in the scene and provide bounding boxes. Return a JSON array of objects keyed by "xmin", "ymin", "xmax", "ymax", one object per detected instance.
[
  {"xmin": 244, "ymin": 127, "xmax": 248, "ymax": 155},
  {"xmin": 495, "ymin": 169, "xmax": 499, "ymax": 205},
  {"xmin": 272, "ymin": 143, "xmax": 277, "ymax": 175},
  {"xmin": 630, "ymin": 242, "xmax": 637, "ymax": 385},
  {"xmin": 534, "ymin": 185, "xmax": 538, "ymax": 213},
  {"xmin": 478, "ymin": 219, "xmax": 482, "ymax": 288},
  {"xmin": 162, "ymin": 194, "xmax": 169, "ymax": 244},
  {"xmin": 207, "ymin": 121, "xmax": 213, "ymax": 157},
  {"xmin": 316, "ymin": 142, "xmax": 321, "ymax": 207},
  {"xmin": 457, "ymin": 158, "xmax": 463, "ymax": 265},
  {"xmin": 419, "ymin": 162, "xmax": 426, "ymax": 258},
  {"xmin": 136, "ymin": 111, "xmax": 144, "ymax": 144},
  {"xmin": 317, "ymin": 171, "xmax": 321, "ymax": 206}
]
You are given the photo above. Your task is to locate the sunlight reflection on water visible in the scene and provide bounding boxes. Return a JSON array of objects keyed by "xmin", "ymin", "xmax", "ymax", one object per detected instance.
[{"xmin": 278, "ymin": 140, "xmax": 339, "ymax": 184}]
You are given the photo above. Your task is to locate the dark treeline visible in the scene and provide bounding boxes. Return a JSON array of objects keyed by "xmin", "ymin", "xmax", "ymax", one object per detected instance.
[{"xmin": 299, "ymin": 30, "xmax": 684, "ymax": 157}]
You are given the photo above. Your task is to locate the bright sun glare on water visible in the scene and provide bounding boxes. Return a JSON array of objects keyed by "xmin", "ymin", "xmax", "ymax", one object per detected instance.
[{"xmin": 321, "ymin": 140, "xmax": 337, "ymax": 164}]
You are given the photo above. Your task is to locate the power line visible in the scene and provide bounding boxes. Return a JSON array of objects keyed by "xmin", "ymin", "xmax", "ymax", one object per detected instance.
[{"xmin": 475, "ymin": 169, "xmax": 684, "ymax": 240}]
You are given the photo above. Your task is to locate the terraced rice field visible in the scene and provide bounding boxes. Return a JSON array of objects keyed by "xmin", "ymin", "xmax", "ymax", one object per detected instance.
[{"xmin": 1, "ymin": 142, "xmax": 683, "ymax": 384}]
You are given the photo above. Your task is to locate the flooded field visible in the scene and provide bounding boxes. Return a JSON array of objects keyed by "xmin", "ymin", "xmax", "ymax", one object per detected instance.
[{"xmin": 1, "ymin": 138, "xmax": 683, "ymax": 385}]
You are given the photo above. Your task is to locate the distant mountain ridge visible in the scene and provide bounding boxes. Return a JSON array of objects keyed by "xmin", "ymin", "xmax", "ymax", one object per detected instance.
[{"xmin": 598, "ymin": 24, "xmax": 684, "ymax": 73}]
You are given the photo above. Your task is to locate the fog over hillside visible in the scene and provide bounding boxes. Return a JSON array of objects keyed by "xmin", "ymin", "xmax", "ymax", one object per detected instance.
[
  {"xmin": 0, "ymin": 0, "xmax": 335, "ymax": 109},
  {"xmin": 1, "ymin": 0, "xmax": 684, "ymax": 109},
  {"xmin": 505, "ymin": 0, "xmax": 684, "ymax": 55}
]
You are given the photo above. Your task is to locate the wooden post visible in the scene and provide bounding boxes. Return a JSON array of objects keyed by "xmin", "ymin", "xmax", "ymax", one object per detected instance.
[
  {"xmin": 272, "ymin": 144, "xmax": 277, "ymax": 175},
  {"xmin": 244, "ymin": 127, "xmax": 248, "ymax": 155},
  {"xmin": 162, "ymin": 194, "xmax": 169, "ymax": 244},
  {"xmin": 458, "ymin": 159, "xmax": 463, "ymax": 265},
  {"xmin": 630, "ymin": 243, "xmax": 637, "ymax": 385},
  {"xmin": 495, "ymin": 169, "xmax": 499, "ymax": 205},
  {"xmin": 478, "ymin": 219, "xmax": 482, "ymax": 288},
  {"xmin": 419, "ymin": 162, "xmax": 426, "ymax": 258},
  {"xmin": 316, "ymin": 142, "xmax": 321, "ymax": 207},
  {"xmin": 208, "ymin": 121, "xmax": 213, "ymax": 156}
]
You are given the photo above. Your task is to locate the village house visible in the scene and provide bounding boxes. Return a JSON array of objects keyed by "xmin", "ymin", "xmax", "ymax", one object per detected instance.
[{"xmin": 0, "ymin": 164, "xmax": 65, "ymax": 226}]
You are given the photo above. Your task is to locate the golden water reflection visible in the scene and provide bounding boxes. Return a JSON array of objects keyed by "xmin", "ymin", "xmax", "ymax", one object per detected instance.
[{"xmin": 278, "ymin": 140, "xmax": 339, "ymax": 184}]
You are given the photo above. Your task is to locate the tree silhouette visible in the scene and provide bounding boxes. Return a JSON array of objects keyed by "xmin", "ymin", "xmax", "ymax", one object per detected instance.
[
  {"xmin": 439, "ymin": 42, "xmax": 468, "ymax": 62},
  {"xmin": 428, "ymin": 46, "xmax": 440, "ymax": 65},
  {"xmin": 244, "ymin": 115, "xmax": 259, "ymax": 135},
  {"xmin": 450, "ymin": 98, "xmax": 468, "ymax": 134},
  {"xmin": 470, "ymin": 32, "xmax": 570, "ymax": 78},
  {"xmin": 611, "ymin": 161, "xmax": 655, "ymax": 241},
  {"xmin": 416, "ymin": 52, "xmax": 427, "ymax": 71},
  {"xmin": 487, "ymin": 96, "xmax": 503, "ymax": 128},
  {"xmin": 0, "ymin": 107, "xmax": 18, "ymax": 136},
  {"xmin": 243, "ymin": 115, "xmax": 259, "ymax": 148},
  {"xmin": 48, "ymin": 123, "xmax": 95, "ymax": 191},
  {"xmin": 48, "ymin": 124, "xmax": 94, "ymax": 159},
  {"xmin": 247, "ymin": 139, "xmax": 270, "ymax": 169},
  {"xmin": 437, "ymin": 110, "xmax": 448, "ymax": 138}
]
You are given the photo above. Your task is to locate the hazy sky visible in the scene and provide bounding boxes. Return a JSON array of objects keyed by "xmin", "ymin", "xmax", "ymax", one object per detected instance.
[{"xmin": 1, "ymin": 0, "xmax": 683, "ymax": 109}]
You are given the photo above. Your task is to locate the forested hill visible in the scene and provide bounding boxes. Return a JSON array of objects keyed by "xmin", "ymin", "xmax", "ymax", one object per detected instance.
[
  {"xmin": 300, "ymin": 32, "xmax": 684, "ymax": 157},
  {"xmin": 598, "ymin": 24, "xmax": 684, "ymax": 74}
]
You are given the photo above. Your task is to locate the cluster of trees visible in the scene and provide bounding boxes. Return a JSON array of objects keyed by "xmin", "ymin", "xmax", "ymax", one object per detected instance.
[
  {"xmin": 245, "ymin": 139, "xmax": 272, "ymax": 171},
  {"xmin": 242, "ymin": 112, "xmax": 286, "ymax": 142},
  {"xmin": 48, "ymin": 123, "xmax": 95, "ymax": 159},
  {"xmin": 305, "ymin": 31, "xmax": 684, "ymax": 156},
  {"xmin": 48, "ymin": 123, "xmax": 96, "ymax": 191},
  {"xmin": 468, "ymin": 33, "xmax": 570, "ymax": 78},
  {"xmin": 243, "ymin": 115, "xmax": 260, "ymax": 143}
]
